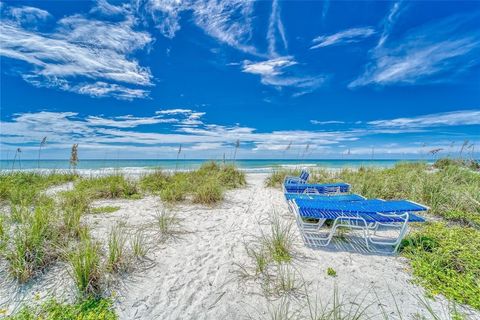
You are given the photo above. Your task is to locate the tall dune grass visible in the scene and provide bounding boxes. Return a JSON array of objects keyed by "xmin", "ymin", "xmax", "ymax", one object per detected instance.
[{"xmin": 140, "ymin": 161, "xmax": 245, "ymax": 204}]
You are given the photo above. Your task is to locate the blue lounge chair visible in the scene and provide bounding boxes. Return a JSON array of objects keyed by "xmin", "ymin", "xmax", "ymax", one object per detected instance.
[
  {"xmin": 283, "ymin": 182, "xmax": 350, "ymax": 194},
  {"xmin": 284, "ymin": 169, "xmax": 310, "ymax": 184},
  {"xmin": 284, "ymin": 193, "xmax": 365, "ymax": 202},
  {"xmin": 290, "ymin": 198, "xmax": 428, "ymax": 253},
  {"xmin": 285, "ymin": 193, "xmax": 366, "ymax": 231}
]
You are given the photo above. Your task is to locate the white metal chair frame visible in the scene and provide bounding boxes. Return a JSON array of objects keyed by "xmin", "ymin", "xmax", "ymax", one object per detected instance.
[{"xmin": 290, "ymin": 200, "xmax": 411, "ymax": 253}]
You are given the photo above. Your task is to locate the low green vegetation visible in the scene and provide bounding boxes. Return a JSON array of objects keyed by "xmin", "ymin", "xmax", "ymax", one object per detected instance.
[
  {"xmin": 5, "ymin": 297, "xmax": 116, "ymax": 320},
  {"xmin": 68, "ymin": 234, "xmax": 103, "ymax": 297},
  {"xmin": 265, "ymin": 168, "xmax": 301, "ymax": 188},
  {"xmin": 326, "ymin": 267, "xmax": 337, "ymax": 277},
  {"xmin": 91, "ymin": 206, "xmax": 121, "ymax": 214},
  {"xmin": 400, "ymin": 222, "xmax": 480, "ymax": 309},
  {"xmin": 0, "ymin": 171, "xmax": 77, "ymax": 205},
  {"xmin": 140, "ymin": 162, "xmax": 246, "ymax": 204},
  {"xmin": 74, "ymin": 175, "xmax": 141, "ymax": 200}
]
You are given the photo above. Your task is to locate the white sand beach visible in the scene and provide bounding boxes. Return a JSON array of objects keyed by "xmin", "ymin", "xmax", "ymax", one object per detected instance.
[{"xmin": 1, "ymin": 173, "xmax": 477, "ymax": 319}]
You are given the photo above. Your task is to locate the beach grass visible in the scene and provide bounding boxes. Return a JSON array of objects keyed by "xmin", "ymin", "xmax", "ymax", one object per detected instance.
[
  {"xmin": 264, "ymin": 217, "xmax": 294, "ymax": 264},
  {"xmin": 106, "ymin": 225, "xmax": 128, "ymax": 273},
  {"xmin": 74, "ymin": 175, "xmax": 141, "ymax": 200},
  {"xmin": 0, "ymin": 171, "xmax": 77, "ymax": 205},
  {"xmin": 5, "ymin": 200, "xmax": 60, "ymax": 282},
  {"xmin": 68, "ymin": 234, "xmax": 103, "ymax": 297},
  {"xmin": 140, "ymin": 161, "xmax": 245, "ymax": 204},
  {"xmin": 130, "ymin": 231, "xmax": 148, "ymax": 259},
  {"xmin": 5, "ymin": 297, "xmax": 117, "ymax": 320},
  {"xmin": 91, "ymin": 206, "xmax": 121, "ymax": 214}
]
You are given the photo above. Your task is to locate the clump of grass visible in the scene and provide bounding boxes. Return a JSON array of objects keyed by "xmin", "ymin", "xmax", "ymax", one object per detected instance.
[
  {"xmin": 400, "ymin": 222, "xmax": 480, "ymax": 309},
  {"xmin": 130, "ymin": 231, "xmax": 148, "ymax": 259},
  {"xmin": 192, "ymin": 179, "xmax": 223, "ymax": 204},
  {"xmin": 245, "ymin": 245, "xmax": 269, "ymax": 275},
  {"xmin": 5, "ymin": 201, "xmax": 59, "ymax": 282},
  {"xmin": 265, "ymin": 169, "xmax": 301, "ymax": 188},
  {"xmin": 159, "ymin": 181, "xmax": 187, "ymax": 202},
  {"xmin": 91, "ymin": 206, "xmax": 121, "ymax": 214},
  {"xmin": 263, "ymin": 264, "xmax": 302, "ymax": 297},
  {"xmin": 68, "ymin": 235, "xmax": 103, "ymax": 297},
  {"xmin": 154, "ymin": 209, "xmax": 180, "ymax": 241},
  {"xmin": 0, "ymin": 215, "xmax": 8, "ymax": 251},
  {"xmin": 6, "ymin": 297, "xmax": 117, "ymax": 320},
  {"xmin": 326, "ymin": 267, "xmax": 337, "ymax": 277},
  {"xmin": 217, "ymin": 164, "xmax": 246, "ymax": 188},
  {"xmin": 139, "ymin": 169, "xmax": 169, "ymax": 193},
  {"xmin": 106, "ymin": 226, "xmax": 128, "ymax": 273},
  {"xmin": 263, "ymin": 217, "xmax": 294, "ymax": 264},
  {"xmin": 74, "ymin": 175, "xmax": 140, "ymax": 200}
]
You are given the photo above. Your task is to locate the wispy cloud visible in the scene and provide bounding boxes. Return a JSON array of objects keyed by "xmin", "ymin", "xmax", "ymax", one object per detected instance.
[
  {"xmin": 143, "ymin": 0, "xmax": 259, "ymax": 55},
  {"xmin": 242, "ymin": 56, "xmax": 326, "ymax": 94},
  {"xmin": 0, "ymin": 5, "xmax": 153, "ymax": 99},
  {"xmin": 350, "ymin": 13, "xmax": 480, "ymax": 87},
  {"xmin": 377, "ymin": 1, "xmax": 404, "ymax": 48},
  {"xmin": 368, "ymin": 110, "xmax": 480, "ymax": 128},
  {"xmin": 311, "ymin": 27, "xmax": 376, "ymax": 49},
  {"xmin": 310, "ymin": 120, "xmax": 345, "ymax": 125},
  {"xmin": 267, "ymin": 0, "xmax": 287, "ymax": 56},
  {"xmin": 1, "ymin": 5, "xmax": 51, "ymax": 28}
]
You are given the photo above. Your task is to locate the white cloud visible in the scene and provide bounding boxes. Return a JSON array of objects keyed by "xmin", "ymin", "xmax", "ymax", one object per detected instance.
[
  {"xmin": 2, "ymin": 5, "xmax": 51, "ymax": 28},
  {"xmin": 242, "ymin": 57, "xmax": 326, "ymax": 94},
  {"xmin": 377, "ymin": 1, "xmax": 404, "ymax": 48},
  {"xmin": 243, "ymin": 57, "xmax": 296, "ymax": 76},
  {"xmin": 90, "ymin": 0, "xmax": 132, "ymax": 17},
  {"xmin": 144, "ymin": 0, "xmax": 185, "ymax": 39},
  {"xmin": 350, "ymin": 13, "xmax": 480, "ymax": 87},
  {"xmin": 0, "ymin": 5, "xmax": 153, "ymax": 99},
  {"xmin": 143, "ymin": 0, "xmax": 259, "ymax": 55},
  {"xmin": 310, "ymin": 120, "xmax": 345, "ymax": 125},
  {"xmin": 267, "ymin": 0, "xmax": 287, "ymax": 56},
  {"xmin": 368, "ymin": 110, "xmax": 480, "ymax": 128},
  {"xmin": 192, "ymin": 0, "xmax": 257, "ymax": 55},
  {"xmin": 311, "ymin": 27, "xmax": 376, "ymax": 49},
  {"xmin": 73, "ymin": 82, "xmax": 149, "ymax": 100}
]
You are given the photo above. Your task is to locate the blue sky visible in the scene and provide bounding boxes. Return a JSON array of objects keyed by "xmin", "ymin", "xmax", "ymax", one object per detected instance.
[{"xmin": 1, "ymin": 0, "xmax": 479, "ymax": 159}]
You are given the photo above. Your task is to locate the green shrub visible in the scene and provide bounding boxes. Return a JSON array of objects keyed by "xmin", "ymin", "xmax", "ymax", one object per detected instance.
[
  {"xmin": 6, "ymin": 297, "xmax": 117, "ymax": 320},
  {"xmin": 91, "ymin": 206, "xmax": 121, "ymax": 214},
  {"xmin": 400, "ymin": 222, "xmax": 480, "ymax": 309},
  {"xmin": 193, "ymin": 179, "xmax": 223, "ymax": 204},
  {"xmin": 218, "ymin": 164, "xmax": 246, "ymax": 189},
  {"xmin": 434, "ymin": 158, "xmax": 480, "ymax": 170},
  {"xmin": 139, "ymin": 169, "xmax": 169, "ymax": 193},
  {"xmin": 74, "ymin": 175, "xmax": 140, "ymax": 200}
]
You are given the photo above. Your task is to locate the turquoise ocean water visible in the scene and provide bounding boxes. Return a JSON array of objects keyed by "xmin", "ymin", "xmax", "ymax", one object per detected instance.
[{"xmin": 0, "ymin": 159, "xmax": 429, "ymax": 172}]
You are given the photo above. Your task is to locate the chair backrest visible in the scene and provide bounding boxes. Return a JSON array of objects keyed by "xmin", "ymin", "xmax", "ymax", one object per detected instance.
[{"xmin": 300, "ymin": 170, "xmax": 309, "ymax": 181}]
